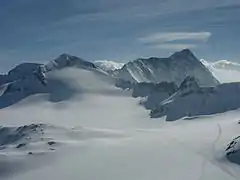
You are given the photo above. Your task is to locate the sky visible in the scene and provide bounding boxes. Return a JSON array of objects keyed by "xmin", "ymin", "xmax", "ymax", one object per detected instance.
[{"xmin": 0, "ymin": 0, "xmax": 240, "ymax": 72}]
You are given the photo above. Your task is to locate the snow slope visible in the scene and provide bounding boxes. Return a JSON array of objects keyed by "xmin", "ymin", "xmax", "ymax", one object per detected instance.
[
  {"xmin": 115, "ymin": 49, "xmax": 219, "ymax": 86},
  {"xmin": 151, "ymin": 77, "xmax": 240, "ymax": 121},
  {"xmin": 3, "ymin": 97, "xmax": 240, "ymax": 180}
]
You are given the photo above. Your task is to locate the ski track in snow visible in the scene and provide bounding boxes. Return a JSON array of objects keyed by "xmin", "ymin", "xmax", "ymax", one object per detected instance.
[
  {"xmin": 212, "ymin": 124, "xmax": 240, "ymax": 180},
  {"xmin": 5, "ymin": 104, "xmax": 238, "ymax": 180},
  {"xmin": 162, "ymin": 122, "xmax": 240, "ymax": 180}
]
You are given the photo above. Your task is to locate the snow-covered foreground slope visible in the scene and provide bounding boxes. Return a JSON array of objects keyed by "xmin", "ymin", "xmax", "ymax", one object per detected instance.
[
  {"xmin": 5, "ymin": 110, "xmax": 240, "ymax": 180},
  {"xmin": 0, "ymin": 67, "xmax": 240, "ymax": 180}
]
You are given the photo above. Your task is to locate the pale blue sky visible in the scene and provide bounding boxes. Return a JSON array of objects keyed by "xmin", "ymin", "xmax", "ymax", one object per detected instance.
[{"xmin": 1, "ymin": 0, "xmax": 240, "ymax": 72}]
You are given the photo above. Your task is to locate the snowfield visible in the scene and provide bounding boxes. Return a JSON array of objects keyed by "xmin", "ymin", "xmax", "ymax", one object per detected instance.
[{"xmin": 1, "ymin": 51, "xmax": 240, "ymax": 180}]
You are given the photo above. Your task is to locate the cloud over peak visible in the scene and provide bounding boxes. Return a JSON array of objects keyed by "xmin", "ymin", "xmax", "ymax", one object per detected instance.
[
  {"xmin": 139, "ymin": 32, "xmax": 211, "ymax": 43},
  {"xmin": 139, "ymin": 32, "xmax": 211, "ymax": 50}
]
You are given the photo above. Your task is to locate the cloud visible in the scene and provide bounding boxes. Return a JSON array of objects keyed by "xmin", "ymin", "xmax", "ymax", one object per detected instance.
[
  {"xmin": 138, "ymin": 32, "xmax": 211, "ymax": 50},
  {"xmin": 1, "ymin": 0, "xmax": 239, "ymax": 63},
  {"xmin": 139, "ymin": 32, "xmax": 211, "ymax": 43}
]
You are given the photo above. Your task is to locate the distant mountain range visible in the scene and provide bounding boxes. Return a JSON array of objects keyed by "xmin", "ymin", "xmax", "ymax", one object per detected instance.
[
  {"xmin": 1, "ymin": 49, "xmax": 240, "ymax": 121},
  {"xmin": 0, "ymin": 54, "xmax": 106, "ymax": 109},
  {"xmin": 2, "ymin": 49, "xmax": 240, "ymax": 176},
  {"xmin": 94, "ymin": 60, "xmax": 124, "ymax": 72},
  {"xmin": 201, "ymin": 59, "xmax": 240, "ymax": 72}
]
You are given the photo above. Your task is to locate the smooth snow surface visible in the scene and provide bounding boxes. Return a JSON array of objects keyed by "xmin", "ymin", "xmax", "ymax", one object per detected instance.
[{"xmin": 1, "ymin": 67, "xmax": 240, "ymax": 180}]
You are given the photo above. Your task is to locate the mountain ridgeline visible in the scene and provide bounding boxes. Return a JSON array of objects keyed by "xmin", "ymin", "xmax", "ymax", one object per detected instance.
[
  {"xmin": 151, "ymin": 77, "xmax": 240, "ymax": 121},
  {"xmin": 0, "ymin": 54, "xmax": 103, "ymax": 108},
  {"xmin": 0, "ymin": 49, "xmax": 236, "ymax": 121},
  {"xmin": 114, "ymin": 49, "xmax": 219, "ymax": 87},
  {"xmin": 2, "ymin": 49, "xmax": 240, "ymax": 172}
]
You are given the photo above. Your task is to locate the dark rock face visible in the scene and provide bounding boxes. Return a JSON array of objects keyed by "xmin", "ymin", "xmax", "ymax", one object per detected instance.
[
  {"xmin": 226, "ymin": 136, "xmax": 240, "ymax": 165},
  {"xmin": 115, "ymin": 79, "xmax": 133, "ymax": 90},
  {"xmin": 0, "ymin": 63, "xmax": 42, "ymax": 86},
  {"xmin": 0, "ymin": 124, "xmax": 46, "ymax": 147},
  {"xmin": 142, "ymin": 82, "xmax": 178, "ymax": 110},
  {"xmin": 150, "ymin": 81, "xmax": 240, "ymax": 121},
  {"xmin": 114, "ymin": 49, "xmax": 219, "ymax": 87},
  {"xmin": 45, "ymin": 54, "xmax": 97, "ymax": 71},
  {"xmin": 47, "ymin": 141, "xmax": 56, "ymax": 146},
  {"xmin": 132, "ymin": 82, "xmax": 178, "ymax": 98},
  {"xmin": 178, "ymin": 76, "xmax": 200, "ymax": 96}
]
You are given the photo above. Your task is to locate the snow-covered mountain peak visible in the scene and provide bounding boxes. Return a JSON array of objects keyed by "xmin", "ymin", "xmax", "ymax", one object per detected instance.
[
  {"xmin": 114, "ymin": 49, "xmax": 219, "ymax": 87},
  {"xmin": 0, "ymin": 54, "xmax": 97, "ymax": 88},
  {"xmin": 94, "ymin": 60, "xmax": 124, "ymax": 72},
  {"xmin": 0, "ymin": 63, "xmax": 43, "ymax": 86},
  {"xmin": 200, "ymin": 59, "xmax": 240, "ymax": 83},
  {"xmin": 8, "ymin": 63, "xmax": 42, "ymax": 76},
  {"xmin": 58, "ymin": 53, "xmax": 72, "ymax": 59},
  {"xmin": 213, "ymin": 60, "xmax": 240, "ymax": 71},
  {"xmin": 201, "ymin": 59, "xmax": 240, "ymax": 72},
  {"xmin": 170, "ymin": 49, "xmax": 196, "ymax": 60},
  {"xmin": 53, "ymin": 53, "xmax": 82, "ymax": 67},
  {"xmin": 45, "ymin": 54, "xmax": 97, "ymax": 71}
]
